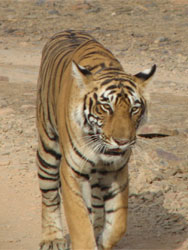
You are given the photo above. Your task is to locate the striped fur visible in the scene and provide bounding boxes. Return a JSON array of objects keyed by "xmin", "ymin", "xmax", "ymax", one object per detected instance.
[{"xmin": 36, "ymin": 30, "xmax": 156, "ymax": 250}]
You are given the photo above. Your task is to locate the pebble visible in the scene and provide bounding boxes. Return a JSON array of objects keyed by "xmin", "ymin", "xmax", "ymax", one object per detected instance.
[
  {"xmin": 4, "ymin": 28, "xmax": 17, "ymax": 34},
  {"xmin": 35, "ymin": 0, "xmax": 46, "ymax": 5},
  {"xmin": 48, "ymin": 9, "xmax": 60, "ymax": 15},
  {"xmin": 154, "ymin": 36, "xmax": 169, "ymax": 43},
  {"xmin": 86, "ymin": 7, "xmax": 101, "ymax": 14}
]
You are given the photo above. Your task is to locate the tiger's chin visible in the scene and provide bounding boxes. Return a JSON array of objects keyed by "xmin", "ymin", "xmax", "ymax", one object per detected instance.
[{"xmin": 98, "ymin": 153, "xmax": 124, "ymax": 165}]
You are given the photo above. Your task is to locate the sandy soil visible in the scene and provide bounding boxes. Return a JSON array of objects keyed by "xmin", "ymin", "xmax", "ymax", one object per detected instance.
[{"xmin": 0, "ymin": 0, "xmax": 188, "ymax": 249}]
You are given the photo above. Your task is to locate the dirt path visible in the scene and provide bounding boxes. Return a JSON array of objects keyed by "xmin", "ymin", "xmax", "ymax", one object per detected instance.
[{"xmin": 0, "ymin": 0, "xmax": 188, "ymax": 249}]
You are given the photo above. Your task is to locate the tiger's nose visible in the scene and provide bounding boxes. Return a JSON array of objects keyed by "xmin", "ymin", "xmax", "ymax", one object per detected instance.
[{"xmin": 113, "ymin": 137, "xmax": 129, "ymax": 146}]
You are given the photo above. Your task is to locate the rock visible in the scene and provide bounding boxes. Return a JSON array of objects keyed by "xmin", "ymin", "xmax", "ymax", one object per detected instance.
[
  {"xmin": 85, "ymin": 7, "xmax": 101, "ymax": 14},
  {"xmin": 156, "ymin": 149, "xmax": 179, "ymax": 161},
  {"xmin": 48, "ymin": 9, "xmax": 60, "ymax": 15}
]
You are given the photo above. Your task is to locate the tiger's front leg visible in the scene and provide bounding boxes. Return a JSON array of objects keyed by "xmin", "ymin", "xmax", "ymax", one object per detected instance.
[
  {"xmin": 37, "ymin": 139, "xmax": 69, "ymax": 250},
  {"xmin": 98, "ymin": 166, "xmax": 129, "ymax": 250},
  {"xmin": 60, "ymin": 159, "xmax": 97, "ymax": 250}
]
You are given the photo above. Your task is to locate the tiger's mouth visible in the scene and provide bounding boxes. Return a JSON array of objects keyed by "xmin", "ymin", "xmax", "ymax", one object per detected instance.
[
  {"xmin": 88, "ymin": 133, "xmax": 134, "ymax": 155},
  {"xmin": 103, "ymin": 147, "xmax": 126, "ymax": 156},
  {"xmin": 103, "ymin": 138, "xmax": 136, "ymax": 155}
]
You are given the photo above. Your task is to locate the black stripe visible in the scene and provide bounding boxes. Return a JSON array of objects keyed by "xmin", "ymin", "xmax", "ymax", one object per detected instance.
[
  {"xmin": 98, "ymin": 163, "xmax": 127, "ymax": 175},
  {"xmin": 95, "ymin": 63, "xmax": 105, "ymax": 74},
  {"xmin": 91, "ymin": 169, "xmax": 97, "ymax": 174},
  {"xmin": 125, "ymin": 85, "xmax": 134, "ymax": 93},
  {"xmin": 100, "ymin": 95, "xmax": 109, "ymax": 102},
  {"xmin": 70, "ymin": 166, "xmax": 89, "ymax": 180},
  {"xmin": 83, "ymin": 95, "xmax": 87, "ymax": 111},
  {"xmin": 103, "ymin": 192, "xmax": 117, "ymax": 201},
  {"xmin": 106, "ymin": 206, "xmax": 128, "ymax": 213},
  {"xmin": 92, "ymin": 204, "xmax": 104, "ymax": 209},
  {"xmin": 106, "ymin": 84, "xmax": 117, "ymax": 90},
  {"xmin": 62, "ymin": 149, "xmax": 90, "ymax": 181},
  {"xmin": 93, "ymin": 92, "xmax": 98, "ymax": 100},
  {"xmin": 65, "ymin": 121, "xmax": 95, "ymax": 167},
  {"xmin": 91, "ymin": 183, "xmax": 100, "ymax": 189},
  {"xmin": 101, "ymin": 78, "xmax": 114, "ymax": 86},
  {"xmin": 38, "ymin": 173, "xmax": 58, "ymax": 181},
  {"xmin": 101, "ymin": 185, "xmax": 110, "ymax": 191},
  {"xmin": 87, "ymin": 207, "xmax": 92, "ymax": 213},
  {"xmin": 41, "ymin": 116, "xmax": 58, "ymax": 141},
  {"xmin": 116, "ymin": 93, "xmax": 122, "ymax": 103},
  {"xmin": 108, "ymin": 90, "xmax": 116, "ymax": 95},
  {"xmin": 87, "ymin": 64, "xmax": 100, "ymax": 71},
  {"xmin": 106, "ymin": 209, "xmax": 115, "ymax": 213},
  {"xmin": 80, "ymin": 51, "xmax": 98, "ymax": 60},
  {"xmin": 116, "ymin": 78, "xmax": 137, "ymax": 88},
  {"xmin": 39, "ymin": 165, "xmax": 59, "ymax": 177},
  {"xmin": 43, "ymin": 201, "xmax": 60, "ymax": 207},
  {"xmin": 127, "ymin": 80, "xmax": 136, "ymax": 88},
  {"xmin": 105, "ymin": 67, "xmax": 121, "ymax": 71},
  {"xmin": 41, "ymin": 139, "xmax": 61, "ymax": 160},
  {"xmin": 103, "ymin": 149, "xmax": 126, "ymax": 156},
  {"xmin": 104, "ymin": 181, "xmax": 128, "ymax": 202},
  {"xmin": 92, "ymin": 195, "xmax": 101, "ymax": 200},
  {"xmin": 89, "ymin": 97, "xmax": 93, "ymax": 113},
  {"xmin": 40, "ymin": 187, "xmax": 59, "ymax": 193},
  {"xmin": 37, "ymin": 151, "xmax": 58, "ymax": 169}
]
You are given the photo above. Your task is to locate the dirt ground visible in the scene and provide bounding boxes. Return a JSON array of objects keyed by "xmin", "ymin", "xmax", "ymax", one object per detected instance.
[{"xmin": 0, "ymin": 0, "xmax": 188, "ymax": 249}]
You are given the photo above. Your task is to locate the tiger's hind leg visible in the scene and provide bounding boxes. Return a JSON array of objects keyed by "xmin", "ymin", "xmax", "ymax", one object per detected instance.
[{"xmin": 37, "ymin": 138, "xmax": 70, "ymax": 249}]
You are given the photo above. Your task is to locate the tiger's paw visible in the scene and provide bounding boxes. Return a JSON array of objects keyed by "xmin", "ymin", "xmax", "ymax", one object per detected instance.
[{"xmin": 39, "ymin": 236, "xmax": 70, "ymax": 250}]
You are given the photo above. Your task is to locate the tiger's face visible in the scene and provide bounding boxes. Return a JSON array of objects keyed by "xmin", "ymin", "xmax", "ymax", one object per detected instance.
[{"xmin": 72, "ymin": 62, "xmax": 156, "ymax": 160}]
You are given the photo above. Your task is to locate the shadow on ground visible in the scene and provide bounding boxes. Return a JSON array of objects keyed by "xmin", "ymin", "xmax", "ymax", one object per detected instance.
[{"xmin": 117, "ymin": 191, "xmax": 188, "ymax": 250}]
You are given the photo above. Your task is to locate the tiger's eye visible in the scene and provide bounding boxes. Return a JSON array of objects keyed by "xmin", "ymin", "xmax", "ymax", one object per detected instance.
[
  {"xmin": 103, "ymin": 104, "xmax": 111, "ymax": 110},
  {"xmin": 131, "ymin": 106, "xmax": 140, "ymax": 114}
]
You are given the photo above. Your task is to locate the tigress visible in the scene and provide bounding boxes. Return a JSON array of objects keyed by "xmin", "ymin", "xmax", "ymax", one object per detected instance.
[{"xmin": 36, "ymin": 30, "xmax": 156, "ymax": 250}]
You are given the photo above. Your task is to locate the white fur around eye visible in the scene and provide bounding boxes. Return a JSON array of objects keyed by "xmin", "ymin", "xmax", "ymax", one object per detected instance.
[
  {"xmin": 97, "ymin": 120, "xmax": 103, "ymax": 127},
  {"xmin": 89, "ymin": 116, "xmax": 97, "ymax": 124},
  {"xmin": 89, "ymin": 116, "xmax": 94, "ymax": 122}
]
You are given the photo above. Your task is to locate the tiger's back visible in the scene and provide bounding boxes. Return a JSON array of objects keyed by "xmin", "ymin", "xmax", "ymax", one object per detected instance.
[{"xmin": 36, "ymin": 30, "xmax": 156, "ymax": 250}]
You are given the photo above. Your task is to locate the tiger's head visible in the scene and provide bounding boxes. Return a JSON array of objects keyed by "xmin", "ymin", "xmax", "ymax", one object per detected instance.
[{"xmin": 71, "ymin": 62, "xmax": 156, "ymax": 161}]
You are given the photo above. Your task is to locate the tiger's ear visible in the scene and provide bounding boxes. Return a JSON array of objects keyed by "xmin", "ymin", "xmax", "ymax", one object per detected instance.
[
  {"xmin": 134, "ymin": 64, "xmax": 157, "ymax": 87},
  {"xmin": 72, "ymin": 61, "xmax": 92, "ymax": 88}
]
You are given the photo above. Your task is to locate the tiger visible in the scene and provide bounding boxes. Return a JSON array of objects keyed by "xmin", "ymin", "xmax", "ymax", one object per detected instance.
[{"xmin": 36, "ymin": 30, "xmax": 156, "ymax": 250}]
